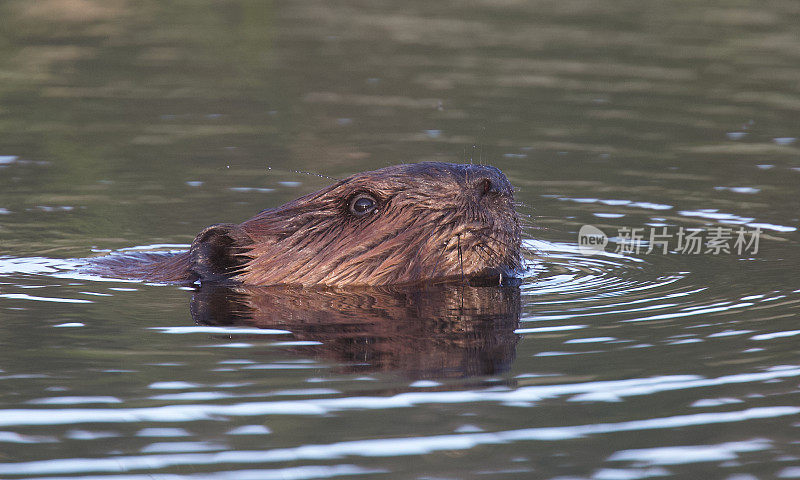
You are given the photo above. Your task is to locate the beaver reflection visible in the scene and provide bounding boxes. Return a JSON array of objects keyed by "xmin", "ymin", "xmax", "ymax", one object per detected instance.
[{"xmin": 191, "ymin": 284, "xmax": 521, "ymax": 378}]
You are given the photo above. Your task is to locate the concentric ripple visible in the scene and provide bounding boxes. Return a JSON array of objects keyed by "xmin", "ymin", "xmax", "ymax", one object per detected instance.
[{"xmin": 516, "ymin": 238, "xmax": 799, "ymax": 359}]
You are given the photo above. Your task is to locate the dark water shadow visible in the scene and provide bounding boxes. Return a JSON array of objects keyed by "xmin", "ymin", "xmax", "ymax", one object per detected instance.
[{"xmin": 190, "ymin": 283, "xmax": 521, "ymax": 378}]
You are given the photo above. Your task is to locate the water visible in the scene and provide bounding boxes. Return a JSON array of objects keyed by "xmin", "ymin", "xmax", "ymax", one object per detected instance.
[{"xmin": 1, "ymin": 1, "xmax": 799, "ymax": 478}]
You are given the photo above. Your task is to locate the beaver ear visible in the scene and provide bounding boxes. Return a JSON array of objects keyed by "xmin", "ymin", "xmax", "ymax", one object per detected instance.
[{"xmin": 189, "ymin": 224, "xmax": 252, "ymax": 283}]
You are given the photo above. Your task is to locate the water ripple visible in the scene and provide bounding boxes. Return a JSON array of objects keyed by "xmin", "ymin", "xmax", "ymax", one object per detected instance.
[
  {"xmin": 1, "ymin": 367, "xmax": 797, "ymax": 427},
  {"xmin": 0, "ymin": 407, "xmax": 794, "ymax": 476}
]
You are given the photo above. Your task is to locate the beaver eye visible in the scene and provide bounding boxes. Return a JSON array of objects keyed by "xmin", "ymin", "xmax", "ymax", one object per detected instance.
[{"xmin": 349, "ymin": 193, "xmax": 377, "ymax": 216}]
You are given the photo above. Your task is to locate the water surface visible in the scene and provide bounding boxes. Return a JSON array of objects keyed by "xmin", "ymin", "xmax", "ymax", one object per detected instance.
[{"xmin": 1, "ymin": 1, "xmax": 799, "ymax": 479}]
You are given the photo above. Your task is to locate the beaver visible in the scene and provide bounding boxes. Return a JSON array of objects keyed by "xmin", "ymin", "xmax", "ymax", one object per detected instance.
[{"xmin": 89, "ymin": 162, "xmax": 523, "ymax": 287}]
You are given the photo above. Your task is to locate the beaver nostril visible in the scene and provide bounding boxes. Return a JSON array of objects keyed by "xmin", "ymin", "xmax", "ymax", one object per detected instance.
[{"xmin": 479, "ymin": 178, "xmax": 497, "ymax": 195}]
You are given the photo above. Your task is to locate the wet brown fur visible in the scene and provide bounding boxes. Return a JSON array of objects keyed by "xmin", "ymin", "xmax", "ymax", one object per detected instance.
[{"xmin": 88, "ymin": 162, "xmax": 522, "ymax": 287}]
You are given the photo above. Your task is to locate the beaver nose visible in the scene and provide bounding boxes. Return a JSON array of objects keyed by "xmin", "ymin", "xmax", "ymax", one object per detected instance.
[
  {"xmin": 478, "ymin": 177, "xmax": 501, "ymax": 196},
  {"xmin": 461, "ymin": 165, "xmax": 512, "ymax": 198}
]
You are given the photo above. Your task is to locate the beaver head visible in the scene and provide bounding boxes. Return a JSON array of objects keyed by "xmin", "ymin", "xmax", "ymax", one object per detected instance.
[{"xmin": 188, "ymin": 162, "xmax": 522, "ymax": 286}]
